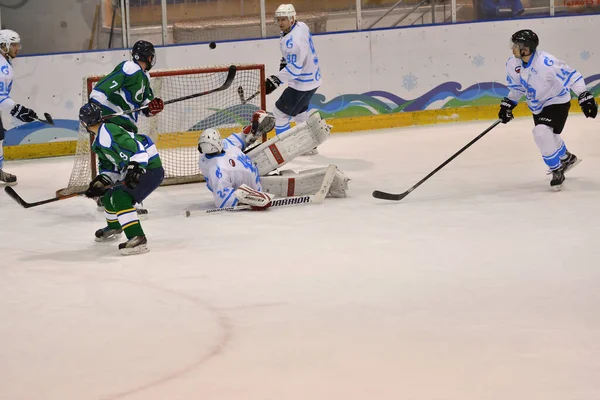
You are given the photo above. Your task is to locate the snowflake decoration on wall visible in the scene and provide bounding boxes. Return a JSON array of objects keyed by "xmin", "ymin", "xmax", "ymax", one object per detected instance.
[
  {"xmin": 402, "ymin": 73, "xmax": 418, "ymax": 91},
  {"xmin": 581, "ymin": 51, "xmax": 591, "ymax": 61},
  {"xmin": 472, "ymin": 54, "xmax": 485, "ymax": 68}
]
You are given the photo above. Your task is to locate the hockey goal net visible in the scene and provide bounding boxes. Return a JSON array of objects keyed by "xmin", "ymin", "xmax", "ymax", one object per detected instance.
[{"xmin": 57, "ymin": 63, "xmax": 266, "ymax": 196}]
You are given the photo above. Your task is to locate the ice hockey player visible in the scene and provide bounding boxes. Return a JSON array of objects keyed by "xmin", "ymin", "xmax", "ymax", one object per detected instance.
[
  {"xmin": 89, "ymin": 40, "xmax": 163, "ymax": 132},
  {"xmin": 89, "ymin": 40, "xmax": 164, "ymax": 216},
  {"xmin": 79, "ymin": 102, "xmax": 164, "ymax": 255},
  {"xmin": 198, "ymin": 110, "xmax": 276, "ymax": 209},
  {"xmin": 198, "ymin": 109, "xmax": 348, "ymax": 210},
  {"xmin": 0, "ymin": 29, "xmax": 40, "ymax": 184},
  {"xmin": 499, "ymin": 29, "xmax": 597, "ymax": 190},
  {"xmin": 265, "ymin": 4, "xmax": 322, "ymax": 154}
]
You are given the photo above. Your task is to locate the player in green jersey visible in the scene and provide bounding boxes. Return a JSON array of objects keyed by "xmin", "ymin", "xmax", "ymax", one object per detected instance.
[
  {"xmin": 79, "ymin": 102, "xmax": 164, "ymax": 256},
  {"xmin": 89, "ymin": 40, "xmax": 164, "ymax": 132},
  {"xmin": 89, "ymin": 40, "xmax": 163, "ymax": 217}
]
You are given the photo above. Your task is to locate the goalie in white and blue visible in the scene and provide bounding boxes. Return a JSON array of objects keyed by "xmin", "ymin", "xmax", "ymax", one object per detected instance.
[
  {"xmin": 499, "ymin": 29, "xmax": 597, "ymax": 190},
  {"xmin": 0, "ymin": 29, "xmax": 39, "ymax": 185},
  {"xmin": 264, "ymin": 4, "xmax": 322, "ymax": 141},
  {"xmin": 197, "ymin": 111, "xmax": 276, "ymax": 209}
]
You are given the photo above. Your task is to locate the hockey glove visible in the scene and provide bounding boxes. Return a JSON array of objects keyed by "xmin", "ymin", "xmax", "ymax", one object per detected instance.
[
  {"xmin": 578, "ymin": 91, "xmax": 598, "ymax": 119},
  {"xmin": 265, "ymin": 75, "xmax": 282, "ymax": 95},
  {"xmin": 498, "ymin": 97, "xmax": 517, "ymax": 124},
  {"xmin": 279, "ymin": 57, "xmax": 287, "ymax": 71},
  {"xmin": 124, "ymin": 162, "xmax": 146, "ymax": 189},
  {"xmin": 10, "ymin": 104, "xmax": 38, "ymax": 123},
  {"xmin": 143, "ymin": 98, "xmax": 164, "ymax": 117},
  {"xmin": 85, "ymin": 174, "xmax": 112, "ymax": 198},
  {"xmin": 242, "ymin": 110, "xmax": 276, "ymax": 145}
]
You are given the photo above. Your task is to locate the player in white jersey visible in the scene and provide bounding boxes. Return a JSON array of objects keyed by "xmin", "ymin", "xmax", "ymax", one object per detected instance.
[
  {"xmin": 197, "ymin": 111, "xmax": 276, "ymax": 209},
  {"xmin": 265, "ymin": 4, "xmax": 322, "ymax": 143},
  {"xmin": 499, "ymin": 29, "xmax": 597, "ymax": 190},
  {"xmin": 0, "ymin": 29, "xmax": 40, "ymax": 184}
]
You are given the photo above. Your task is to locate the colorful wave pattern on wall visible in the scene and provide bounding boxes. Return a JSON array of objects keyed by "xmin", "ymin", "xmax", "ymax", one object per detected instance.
[
  {"xmin": 6, "ymin": 75, "xmax": 600, "ymax": 146},
  {"xmin": 314, "ymin": 75, "xmax": 600, "ymax": 119}
]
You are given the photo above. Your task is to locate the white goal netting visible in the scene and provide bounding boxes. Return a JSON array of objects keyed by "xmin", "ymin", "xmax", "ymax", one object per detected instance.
[{"xmin": 58, "ymin": 64, "xmax": 265, "ymax": 196}]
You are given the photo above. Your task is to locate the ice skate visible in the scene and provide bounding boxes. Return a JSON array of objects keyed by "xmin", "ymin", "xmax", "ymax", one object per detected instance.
[
  {"xmin": 561, "ymin": 151, "xmax": 580, "ymax": 173},
  {"xmin": 94, "ymin": 227, "xmax": 123, "ymax": 242},
  {"xmin": 0, "ymin": 169, "xmax": 17, "ymax": 185},
  {"xmin": 118, "ymin": 235, "xmax": 148, "ymax": 255},
  {"xmin": 550, "ymin": 167, "xmax": 565, "ymax": 191}
]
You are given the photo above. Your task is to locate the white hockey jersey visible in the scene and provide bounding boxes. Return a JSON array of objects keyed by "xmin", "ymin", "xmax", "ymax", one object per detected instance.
[
  {"xmin": 505, "ymin": 50, "xmax": 587, "ymax": 114},
  {"xmin": 277, "ymin": 21, "xmax": 322, "ymax": 92},
  {"xmin": 0, "ymin": 55, "xmax": 15, "ymax": 114},
  {"xmin": 198, "ymin": 133, "xmax": 262, "ymax": 208}
]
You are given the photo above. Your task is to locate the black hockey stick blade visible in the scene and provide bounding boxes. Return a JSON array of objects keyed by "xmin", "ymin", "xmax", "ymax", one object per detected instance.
[
  {"xmin": 43, "ymin": 112, "xmax": 54, "ymax": 125},
  {"xmin": 35, "ymin": 112, "xmax": 55, "ymax": 126},
  {"xmin": 4, "ymin": 186, "xmax": 83, "ymax": 208},
  {"xmin": 103, "ymin": 65, "xmax": 238, "ymax": 120},
  {"xmin": 372, "ymin": 190, "xmax": 410, "ymax": 201},
  {"xmin": 238, "ymin": 85, "xmax": 260, "ymax": 105},
  {"xmin": 372, "ymin": 119, "xmax": 502, "ymax": 202}
]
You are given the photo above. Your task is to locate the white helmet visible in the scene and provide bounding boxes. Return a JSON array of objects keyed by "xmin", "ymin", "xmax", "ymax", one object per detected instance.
[
  {"xmin": 275, "ymin": 4, "xmax": 296, "ymax": 20},
  {"xmin": 0, "ymin": 29, "xmax": 21, "ymax": 57},
  {"xmin": 198, "ymin": 128, "xmax": 223, "ymax": 154}
]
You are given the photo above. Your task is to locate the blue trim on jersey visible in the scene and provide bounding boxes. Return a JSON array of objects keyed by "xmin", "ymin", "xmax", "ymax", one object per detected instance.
[
  {"xmin": 219, "ymin": 189, "xmax": 236, "ymax": 208},
  {"xmin": 522, "ymin": 52, "xmax": 536, "ymax": 68},
  {"xmin": 284, "ymin": 66, "xmax": 312, "ymax": 77},
  {"xmin": 572, "ymin": 76, "xmax": 583, "ymax": 86},
  {"xmin": 289, "ymin": 61, "xmax": 304, "ymax": 70},
  {"xmin": 0, "ymin": 96, "xmax": 11, "ymax": 104},
  {"xmin": 205, "ymin": 152, "xmax": 226, "ymax": 159},
  {"xmin": 232, "ymin": 198, "xmax": 239, "ymax": 207},
  {"xmin": 562, "ymin": 71, "xmax": 577, "ymax": 87},
  {"xmin": 293, "ymin": 78, "xmax": 315, "ymax": 83},
  {"xmin": 229, "ymin": 133, "xmax": 246, "ymax": 150}
]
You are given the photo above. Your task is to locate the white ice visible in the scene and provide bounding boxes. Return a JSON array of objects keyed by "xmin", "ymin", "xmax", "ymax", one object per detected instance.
[{"xmin": 1, "ymin": 115, "xmax": 600, "ymax": 400}]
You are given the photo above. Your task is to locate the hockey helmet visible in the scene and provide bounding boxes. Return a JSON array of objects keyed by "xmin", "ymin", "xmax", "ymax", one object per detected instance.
[
  {"xmin": 198, "ymin": 128, "xmax": 224, "ymax": 154},
  {"xmin": 79, "ymin": 102, "xmax": 103, "ymax": 129},
  {"xmin": 132, "ymin": 40, "xmax": 156, "ymax": 71},
  {"xmin": 0, "ymin": 29, "xmax": 21, "ymax": 57},
  {"xmin": 511, "ymin": 29, "xmax": 539, "ymax": 53},
  {"xmin": 275, "ymin": 4, "xmax": 296, "ymax": 20}
]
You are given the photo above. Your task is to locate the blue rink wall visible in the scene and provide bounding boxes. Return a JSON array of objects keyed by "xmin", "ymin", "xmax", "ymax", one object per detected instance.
[{"xmin": 4, "ymin": 15, "xmax": 600, "ymax": 160}]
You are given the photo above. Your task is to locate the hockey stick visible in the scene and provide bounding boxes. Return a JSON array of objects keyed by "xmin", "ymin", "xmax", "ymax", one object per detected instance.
[
  {"xmin": 4, "ymin": 186, "xmax": 85, "ymax": 208},
  {"xmin": 35, "ymin": 113, "xmax": 55, "ymax": 126},
  {"xmin": 237, "ymin": 86, "xmax": 260, "ymax": 105},
  {"xmin": 372, "ymin": 119, "xmax": 502, "ymax": 201},
  {"xmin": 185, "ymin": 165, "xmax": 337, "ymax": 217},
  {"xmin": 102, "ymin": 65, "xmax": 237, "ymax": 120}
]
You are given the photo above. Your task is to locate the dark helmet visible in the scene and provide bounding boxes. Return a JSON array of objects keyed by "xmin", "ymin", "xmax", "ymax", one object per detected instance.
[
  {"xmin": 131, "ymin": 40, "xmax": 156, "ymax": 71},
  {"xmin": 79, "ymin": 102, "xmax": 103, "ymax": 128},
  {"xmin": 511, "ymin": 29, "xmax": 539, "ymax": 53}
]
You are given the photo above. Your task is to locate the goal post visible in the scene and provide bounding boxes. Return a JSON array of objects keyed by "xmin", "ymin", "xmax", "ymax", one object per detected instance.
[{"xmin": 57, "ymin": 63, "xmax": 266, "ymax": 196}]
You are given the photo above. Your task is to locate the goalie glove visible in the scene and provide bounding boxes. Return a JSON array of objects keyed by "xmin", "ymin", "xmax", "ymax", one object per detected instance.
[
  {"xmin": 142, "ymin": 97, "xmax": 164, "ymax": 117},
  {"xmin": 242, "ymin": 110, "xmax": 276, "ymax": 145},
  {"xmin": 233, "ymin": 184, "xmax": 274, "ymax": 210},
  {"xmin": 10, "ymin": 104, "xmax": 38, "ymax": 123},
  {"xmin": 265, "ymin": 75, "xmax": 281, "ymax": 95},
  {"xmin": 85, "ymin": 174, "xmax": 112, "ymax": 198}
]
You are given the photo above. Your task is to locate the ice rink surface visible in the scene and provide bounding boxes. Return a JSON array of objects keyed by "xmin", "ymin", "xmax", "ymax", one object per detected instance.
[{"xmin": 1, "ymin": 115, "xmax": 600, "ymax": 400}]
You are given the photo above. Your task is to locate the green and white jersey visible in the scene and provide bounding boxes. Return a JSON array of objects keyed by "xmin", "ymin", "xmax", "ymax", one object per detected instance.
[
  {"xmin": 92, "ymin": 122, "xmax": 162, "ymax": 183},
  {"xmin": 90, "ymin": 61, "xmax": 154, "ymax": 133}
]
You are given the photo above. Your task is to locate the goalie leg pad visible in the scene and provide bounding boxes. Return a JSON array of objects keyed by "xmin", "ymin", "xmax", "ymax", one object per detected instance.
[
  {"xmin": 247, "ymin": 110, "xmax": 331, "ymax": 176},
  {"xmin": 261, "ymin": 165, "xmax": 349, "ymax": 198}
]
